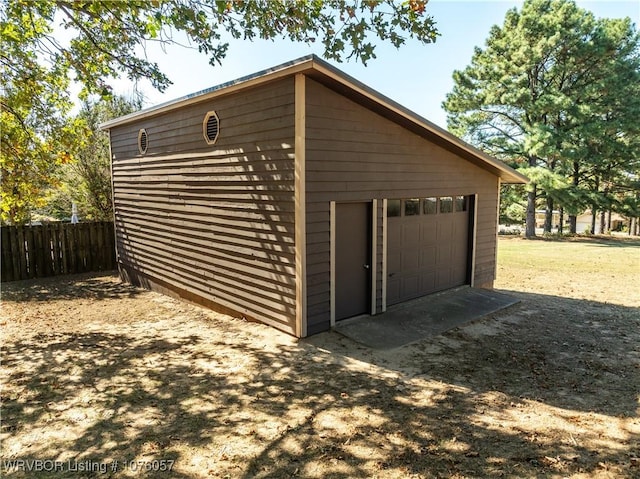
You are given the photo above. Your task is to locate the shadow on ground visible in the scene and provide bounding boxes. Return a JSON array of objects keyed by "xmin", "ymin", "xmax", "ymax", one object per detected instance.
[
  {"xmin": 312, "ymin": 290, "xmax": 640, "ymax": 418},
  {"xmin": 2, "ymin": 289, "xmax": 638, "ymax": 478},
  {"xmin": 1, "ymin": 272, "xmax": 139, "ymax": 302}
]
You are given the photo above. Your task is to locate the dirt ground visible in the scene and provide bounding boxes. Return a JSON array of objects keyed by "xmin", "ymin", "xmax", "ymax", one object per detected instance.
[{"xmin": 1, "ymin": 236, "xmax": 639, "ymax": 478}]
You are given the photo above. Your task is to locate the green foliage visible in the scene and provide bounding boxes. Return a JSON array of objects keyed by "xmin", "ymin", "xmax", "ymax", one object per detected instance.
[
  {"xmin": 499, "ymin": 184, "xmax": 526, "ymax": 225},
  {"xmin": 39, "ymin": 96, "xmax": 142, "ymax": 222},
  {"xmin": 1, "ymin": 0, "xmax": 439, "ymax": 224},
  {"xmin": 3, "ymin": 0, "xmax": 438, "ymax": 96},
  {"xmin": 1, "ymin": 1, "xmax": 78, "ymax": 223},
  {"xmin": 443, "ymin": 0, "xmax": 640, "ymax": 236}
]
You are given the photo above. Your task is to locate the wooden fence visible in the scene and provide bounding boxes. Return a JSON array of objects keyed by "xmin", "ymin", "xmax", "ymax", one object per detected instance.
[{"xmin": 1, "ymin": 222, "xmax": 116, "ymax": 282}]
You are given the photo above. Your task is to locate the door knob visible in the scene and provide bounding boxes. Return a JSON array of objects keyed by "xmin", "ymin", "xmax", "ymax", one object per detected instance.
[{"xmin": 363, "ymin": 264, "xmax": 370, "ymax": 269}]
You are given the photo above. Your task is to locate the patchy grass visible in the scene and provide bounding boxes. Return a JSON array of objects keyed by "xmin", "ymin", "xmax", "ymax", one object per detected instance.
[
  {"xmin": 497, "ymin": 236, "xmax": 640, "ymax": 305},
  {"xmin": 1, "ymin": 238, "xmax": 639, "ymax": 478}
]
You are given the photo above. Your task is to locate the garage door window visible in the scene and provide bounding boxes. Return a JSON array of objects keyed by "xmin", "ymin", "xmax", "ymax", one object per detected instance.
[
  {"xmin": 388, "ymin": 196, "xmax": 468, "ymax": 217},
  {"xmin": 423, "ymin": 197, "xmax": 437, "ymax": 214},
  {"xmin": 387, "ymin": 199, "xmax": 401, "ymax": 217},
  {"xmin": 404, "ymin": 198, "xmax": 420, "ymax": 216},
  {"xmin": 440, "ymin": 196, "xmax": 453, "ymax": 213}
]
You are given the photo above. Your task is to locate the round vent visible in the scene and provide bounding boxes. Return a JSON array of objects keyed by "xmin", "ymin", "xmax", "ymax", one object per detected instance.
[
  {"xmin": 203, "ymin": 111, "xmax": 220, "ymax": 145},
  {"xmin": 138, "ymin": 128, "xmax": 148, "ymax": 154}
]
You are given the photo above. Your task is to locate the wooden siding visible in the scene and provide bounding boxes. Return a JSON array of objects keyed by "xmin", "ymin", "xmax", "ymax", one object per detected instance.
[
  {"xmin": 304, "ymin": 77, "xmax": 499, "ymax": 333},
  {"xmin": 110, "ymin": 78, "xmax": 298, "ymax": 335}
]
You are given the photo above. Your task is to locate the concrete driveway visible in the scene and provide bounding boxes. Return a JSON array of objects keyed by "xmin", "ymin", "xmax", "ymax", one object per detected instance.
[{"xmin": 333, "ymin": 286, "xmax": 519, "ymax": 349}]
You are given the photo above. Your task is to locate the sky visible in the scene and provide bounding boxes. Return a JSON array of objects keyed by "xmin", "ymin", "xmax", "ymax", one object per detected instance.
[{"xmin": 109, "ymin": 0, "xmax": 640, "ymax": 129}]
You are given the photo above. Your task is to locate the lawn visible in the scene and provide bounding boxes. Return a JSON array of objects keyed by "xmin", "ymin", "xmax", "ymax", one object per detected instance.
[
  {"xmin": 1, "ymin": 236, "xmax": 638, "ymax": 478},
  {"xmin": 497, "ymin": 236, "xmax": 640, "ymax": 304}
]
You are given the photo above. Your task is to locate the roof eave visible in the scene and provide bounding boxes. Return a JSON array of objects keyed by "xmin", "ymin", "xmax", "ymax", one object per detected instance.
[{"xmin": 99, "ymin": 55, "xmax": 317, "ymax": 130}]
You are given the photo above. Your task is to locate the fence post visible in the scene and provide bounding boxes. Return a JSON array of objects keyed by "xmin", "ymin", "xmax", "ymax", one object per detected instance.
[
  {"xmin": 1, "ymin": 227, "xmax": 14, "ymax": 282},
  {"xmin": 9, "ymin": 227, "xmax": 20, "ymax": 281},
  {"xmin": 88, "ymin": 222, "xmax": 97, "ymax": 271},
  {"xmin": 43, "ymin": 225, "xmax": 51, "ymax": 276},
  {"xmin": 59, "ymin": 223, "xmax": 68, "ymax": 274},
  {"xmin": 96, "ymin": 222, "xmax": 105, "ymax": 270},
  {"xmin": 17, "ymin": 226, "xmax": 27, "ymax": 280},
  {"xmin": 108, "ymin": 220, "xmax": 116, "ymax": 270},
  {"xmin": 69, "ymin": 224, "xmax": 78, "ymax": 274},
  {"xmin": 34, "ymin": 225, "xmax": 46, "ymax": 277},
  {"xmin": 26, "ymin": 227, "xmax": 36, "ymax": 278},
  {"xmin": 50, "ymin": 224, "xmax": 60, "ymax": 275},
  {"xmin": 31, "ymin": 227, "xmax": 39, "ymax": 278}
]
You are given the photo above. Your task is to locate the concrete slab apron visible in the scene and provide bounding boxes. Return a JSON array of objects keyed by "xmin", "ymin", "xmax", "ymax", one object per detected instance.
[{"xmin": 333, "ymin": 287, "xmax": 519, "ymax": 350}]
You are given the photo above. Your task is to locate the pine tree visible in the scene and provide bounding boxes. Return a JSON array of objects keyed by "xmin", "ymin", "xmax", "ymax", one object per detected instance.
[{"xmin": 443, "ymin": 0, "xmax": 640, "ymax": 237}]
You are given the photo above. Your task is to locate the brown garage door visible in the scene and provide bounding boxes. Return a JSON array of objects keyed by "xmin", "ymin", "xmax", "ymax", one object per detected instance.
[{"xmin": 387, "ymin": 196, "xmax": 470, "ymax": 306}]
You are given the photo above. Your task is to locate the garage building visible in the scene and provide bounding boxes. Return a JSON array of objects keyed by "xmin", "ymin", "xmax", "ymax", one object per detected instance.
[{"xmin": 101, "ymin": 55, "xmax": 527, "ymax": 337}]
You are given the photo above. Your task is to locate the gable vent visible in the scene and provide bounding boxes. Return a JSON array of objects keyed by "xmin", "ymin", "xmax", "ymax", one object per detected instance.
[
  {"xmin": 203, "ymin": 111, "xmax": 220, "ymax": 145},
  {"xmin": 138, "ymin": 129, "xmax": 148, "ymax": 154}
]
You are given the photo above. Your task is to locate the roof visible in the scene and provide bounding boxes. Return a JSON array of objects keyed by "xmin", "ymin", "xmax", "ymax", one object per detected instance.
[{"xmin": 100, "ymin": 55, "xmax": 528, "ymax": 184}]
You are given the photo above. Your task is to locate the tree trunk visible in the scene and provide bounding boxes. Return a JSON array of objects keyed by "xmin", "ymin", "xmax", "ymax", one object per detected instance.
[
  {"xmin": 607, "ymin": 210, "xmax": 612, "ymax": 233},
  {"xmin": 544, "ymin": 196, "xmax": 553, "ymax": 233},
  {"xmin": 569, "ymin": 160, "xmax": 580, "ymax": 234},
  {"xmin": 559, "ymin": 206, "xmax": 564, "ymax": 234},
  {"xmin": 599, "ymin": 210, "xmax": 606, "ymax": 234},
  {"xmin": 590, "ymin": 176, "xmax": 600, "ymax": 234},
  {"xmin": 525, "ymin": 185, "xmax": 537, "ymax": 238},
  {"xmin": 599, "ymin": 185, "xmax": 610, "ymax": 234}
]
